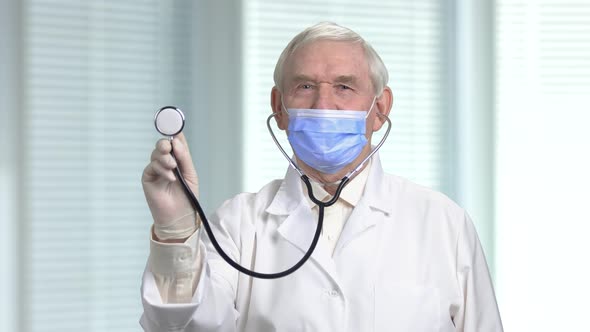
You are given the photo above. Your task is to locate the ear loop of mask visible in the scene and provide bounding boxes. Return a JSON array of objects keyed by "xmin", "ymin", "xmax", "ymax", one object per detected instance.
[{"xmin": 365, "ymin": 96, "xmax": 377, "ymax": 119}]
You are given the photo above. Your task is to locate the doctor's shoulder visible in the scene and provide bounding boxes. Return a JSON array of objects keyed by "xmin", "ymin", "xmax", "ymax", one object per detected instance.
[{"xmin": 383, "ymin": 173, "xmax": 470, "ymax": 231}]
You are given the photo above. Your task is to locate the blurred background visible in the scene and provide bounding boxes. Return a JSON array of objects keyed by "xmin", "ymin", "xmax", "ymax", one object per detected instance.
[{"xmin": 1, "ymin": 0, "xmax": 589, "ymax": 331}]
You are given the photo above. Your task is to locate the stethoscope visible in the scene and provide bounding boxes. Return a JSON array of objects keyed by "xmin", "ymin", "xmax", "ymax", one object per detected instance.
[{"xmin": 154, "ymin": 105, "xmax": 391, "ymax": 279}]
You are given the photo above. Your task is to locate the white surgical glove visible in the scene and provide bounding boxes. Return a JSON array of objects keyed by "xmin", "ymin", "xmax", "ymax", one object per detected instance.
[{"xmin": 142, "ymin": 133, "xmax": 200, "ymax": 241}]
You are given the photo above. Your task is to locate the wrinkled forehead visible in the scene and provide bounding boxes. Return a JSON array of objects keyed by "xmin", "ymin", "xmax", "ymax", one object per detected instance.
[{"xmin": 283, "ymin": 40, "xmax": 371, "ymax": 83}]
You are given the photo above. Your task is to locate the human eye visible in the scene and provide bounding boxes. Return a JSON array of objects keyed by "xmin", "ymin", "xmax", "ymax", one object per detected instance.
[
  {"xmin": 336, "ymin": 84, "xmax": 353, "ymax": 91},
  {"xmin": 299, "ymin": 83, "xmax": 314, "ymax": 90}
]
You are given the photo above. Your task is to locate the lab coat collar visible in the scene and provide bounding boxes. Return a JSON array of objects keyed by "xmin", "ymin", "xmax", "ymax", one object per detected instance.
[
  {"xmin": 267, "ymin": 152, "xmax": 394, "ymax": 283},
  {"xmin": 302, "ymin": 158, "xmax": 372, "ymax": 209},
  {"xmin": 266, "ymin": 151, "xmax": 394, "ymax": 217},
  {"xmin": 265, "ymin": 162, "xmax": 304, "ymax": 215},
  {"xmin": 362, "ymin": 153, "xmax": 394, "ymax": 215}
]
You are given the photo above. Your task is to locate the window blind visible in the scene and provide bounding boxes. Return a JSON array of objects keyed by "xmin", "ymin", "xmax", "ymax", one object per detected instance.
[
  {"xmin": 241, "ymin": 0, "xmax": 450, "ymax": 195},
  {"xmin": 22, "ymin": 0, "xmax": 192, "ymax": 330},
  {"xmin": 0, "ymin": 2, "xmax": 20, "ymax": 332},
  {"xmin": 495, "ymin": 0, "xmax": 590, "ymax": 330}
]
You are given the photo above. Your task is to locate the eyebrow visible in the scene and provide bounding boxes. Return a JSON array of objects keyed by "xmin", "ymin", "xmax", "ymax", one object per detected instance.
[
  {"xmin": 289, "ymin": 74, "xmax": 359, "ymax": 85},
  {"xmin": 333, "ymin": 75, "xmax": 358, "ymax": 85},
  {"xmin": 289, "ymin": 74, "xmax": 315, "ymax": 83}
]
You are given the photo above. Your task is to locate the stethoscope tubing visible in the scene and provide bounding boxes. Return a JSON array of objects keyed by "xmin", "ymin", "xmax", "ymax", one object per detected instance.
[
  {"xmin": 168, "ymin": 111, "xmax": 391, "ymax": 279},
  {"xmin": 171, "ymin": 147, "xmax": 348, "ymax": 279}
]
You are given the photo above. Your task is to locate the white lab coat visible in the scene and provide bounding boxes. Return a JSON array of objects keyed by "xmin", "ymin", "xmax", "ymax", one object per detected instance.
[{"xmin": 140, "ymin": 155, "xmax": 503, "ymax": 331}]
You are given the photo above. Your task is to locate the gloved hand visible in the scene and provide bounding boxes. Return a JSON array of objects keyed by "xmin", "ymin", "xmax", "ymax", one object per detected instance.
[{"xmin": 142, "ymin": 133, "xmax": 200, "ymax": 241}]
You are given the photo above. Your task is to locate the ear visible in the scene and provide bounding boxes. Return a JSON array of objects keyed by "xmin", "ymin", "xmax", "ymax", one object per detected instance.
[
  {"xmin": 271, "ymin": 86, "xmax": 288, "ymax": 130},
  {"xmin": 372, "ymin": 86, "xmax": 393, "ymax": 132}
]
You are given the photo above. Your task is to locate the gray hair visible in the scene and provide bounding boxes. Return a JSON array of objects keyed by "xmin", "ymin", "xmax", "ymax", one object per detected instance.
[{"xmin": 273, "ymin": 22, "xmax": 389, "ymax": 96}]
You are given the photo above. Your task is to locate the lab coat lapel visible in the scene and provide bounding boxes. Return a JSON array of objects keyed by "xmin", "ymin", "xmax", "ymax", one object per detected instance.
[
  {"xmin": 335, "ymin": 199, "xmax": 375, "ymax": 253},
  {"xmin": 277, "ymin": 204, "xmax": 339, "ymax": 282},
  {"xmin": 335, "ymin": 154, "xmax": 394, "ymax": 253},
  {"xmin": 267, "ymin": 166, "xmax": 340, "ymax": 282}
]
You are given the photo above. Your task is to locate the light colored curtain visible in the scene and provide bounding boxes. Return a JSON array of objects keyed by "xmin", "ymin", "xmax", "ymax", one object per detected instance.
[
  {"xmin": 495, "ymin": 0, "xmax": 590, "ymax": 330},
  {"xmin": 21, "ymin": 0, "xmax": 192, "ymax": 330}
]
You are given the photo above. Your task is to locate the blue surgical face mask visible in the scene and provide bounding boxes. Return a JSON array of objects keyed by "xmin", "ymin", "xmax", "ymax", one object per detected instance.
[{"xmin": 285, "ymin": 98, "xmax": 376, "ymax": 174}]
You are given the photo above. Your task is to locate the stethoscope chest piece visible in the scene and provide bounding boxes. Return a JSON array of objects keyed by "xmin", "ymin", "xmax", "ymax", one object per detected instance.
[{"xmin": 154, "ymin": 106, "xmax": 185, "ymax": 137}]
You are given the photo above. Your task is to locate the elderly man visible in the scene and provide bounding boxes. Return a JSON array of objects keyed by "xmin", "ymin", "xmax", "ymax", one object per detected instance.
[{"xmin": 140, "ymin": 22, "xmax": 503, "ymax": 331}]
